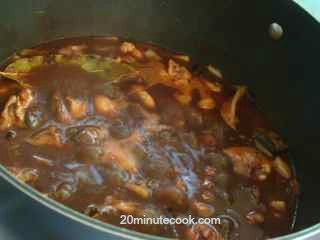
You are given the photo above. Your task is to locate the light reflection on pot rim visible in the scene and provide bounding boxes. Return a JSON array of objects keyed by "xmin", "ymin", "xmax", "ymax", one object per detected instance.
[{"xmin": 0, "ymin": 164, "xmax": 318, "ymax": 240}]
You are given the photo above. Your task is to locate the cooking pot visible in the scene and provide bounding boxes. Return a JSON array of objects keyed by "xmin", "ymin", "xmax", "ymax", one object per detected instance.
[{"xmin": 0, "ymin": 0, "xmax": 319, "ymax": 239}]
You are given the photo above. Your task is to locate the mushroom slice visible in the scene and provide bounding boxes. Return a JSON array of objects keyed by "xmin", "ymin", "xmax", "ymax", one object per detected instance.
[{"xmin": 221, "ymin": 86, "xmax": 246, "ymax": 130}]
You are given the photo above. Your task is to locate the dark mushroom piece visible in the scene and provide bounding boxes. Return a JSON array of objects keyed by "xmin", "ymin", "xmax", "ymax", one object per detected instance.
[
  {"xmin": 254, "ymin": 128, "xmax": 288, "ymax": 157},
  {"xmin": 84, "ymin": 204, "xmax": 100, "ymax": 218},
  {"xmin": 52, "ymin": 92, "xmax": 73, "ymax": 124},
  {"xmin": 25, "ymin": 106, "xmax": 43, "ymax": 129},
  {"xmin": 67, "ymin": 125, "xmax": 107, "ymax": 146},
  {"xmin": 109, "ymin": 119, "xmax": 132, "ymax": 139}
]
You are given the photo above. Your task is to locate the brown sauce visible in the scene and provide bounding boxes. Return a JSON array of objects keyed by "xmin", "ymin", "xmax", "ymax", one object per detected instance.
[{"xmin": 0, "ymin": 37, "xmax": 299, "ymax": 240}]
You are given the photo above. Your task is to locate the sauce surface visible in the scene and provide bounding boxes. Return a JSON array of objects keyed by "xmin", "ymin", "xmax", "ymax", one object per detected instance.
[{"xmin": 0, "ymin": 37, "xmax": 299, "ymax": 240}]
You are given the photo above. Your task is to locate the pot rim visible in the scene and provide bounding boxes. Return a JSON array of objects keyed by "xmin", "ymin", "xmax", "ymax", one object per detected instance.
[{"xmin": 0, "ymin": 165, "xmax": 318, "ymax": 240}]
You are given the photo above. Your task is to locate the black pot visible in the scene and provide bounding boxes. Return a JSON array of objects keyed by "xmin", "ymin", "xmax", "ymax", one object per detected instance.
[{"xmin": 0, "ymin": 0, "xmax": 319, "ymax": 239}]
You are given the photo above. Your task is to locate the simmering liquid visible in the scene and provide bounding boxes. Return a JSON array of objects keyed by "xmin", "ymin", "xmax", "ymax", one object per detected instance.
[{"xmin": 0, "ymin": 37, "xmax": 299, "ymax": 240}]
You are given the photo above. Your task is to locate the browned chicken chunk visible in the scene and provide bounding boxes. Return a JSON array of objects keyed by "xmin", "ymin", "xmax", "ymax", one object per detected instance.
[{"xmin": 0, "ymin": 88, "xmax": 33, "ymax": 129}]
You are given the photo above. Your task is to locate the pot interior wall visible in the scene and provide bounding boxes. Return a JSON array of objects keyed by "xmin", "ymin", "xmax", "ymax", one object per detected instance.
[{"xmin": 0, "ymin": 0, "xmax": 319, "ymax": 236}]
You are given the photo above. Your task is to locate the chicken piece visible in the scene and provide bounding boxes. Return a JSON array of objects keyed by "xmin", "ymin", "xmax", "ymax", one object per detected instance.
[
  {"xmin": 174, "ymin": 92, "xmax": 192, "ymax": 105},
  {"xmin": 66, "ymin": 97, "xmax": 88, "ymax": 119},
  {"xmin": 137, "ymin": 60, "xmax": 192, "ymax": 100},
  {"xmin": 103, "ymin": 196, "xmax": 163, "ymax": 228},
  {"xmin": 102, "ymin": 109, "xmax": 163, "ymax": 173},
  {"xmin": 131, "ymin": 85, "xmax": 156, "ymax": 110},
  {"xmin": 221, "ymin": 86, "xmax": 246, "ymax": 130},
  {"xmin": 120, "ymin": 42, "xmax": 144, "ymax": 59},
  {"xmin": 0, "ymin": 88, "xmax": 33, "ymax": 129},
  {"xmin": 168, "ymin": 59, "xmax": 192, "ymax": 91},
  {"xmin": 99, "ymin": 104, "xmax": 160, "ymax": 172},
  {"xmin": 246, "ymin": 211, "xmax": 265, "ymax": 225},
  {"xmin": 185, "ymin": 224, "xmax": 223, "ymax": 240},
  {"xmin": 9, "ymin": 167, "xmax": 39, "ymax": 184},
  {"xmin": 120, "ymin": 42, "xmax": 136, "ymax": 53},
  {"xmin": 104, "ymin": 196, "xmax": 162, "ymax": 220},
  {"xmin": 144, "ymin": 49, "xmax": 162, "ymax": 61},
  {"xmin": 223, "ymin": 146, "xmax": 272, "ymax": 180},
  {"xmin": 104, "ymin": 196, "xmax": 140, "ymax": 215},
  {"xmin": 113, "ymin": 200, "xmax": 139, "ymax": 215},
  {"xmin": 103, "ymin": 140, "xmax": 138, "ymax": 173},
  {"xmin": 94, "ymin": 95, "xmax": 118, "ymax": 118},
  {"xmin": 138, "ymin": 61, "xmax": 170, "ymax": 86},
  {"xmin": 26, "ymin": 126, "xmax": 63, "ymax": 147},
  {"xmin": 51, "ymin": 183, "xmax": 74, "ymax": 201},
  {"xmin": 192, "ymin": 201, "xmax": 216, "ymax": 218},
  {"xmin": 52, "ymin": 92, "xmax": 73, "ymax": 124},
  {"xmin": 126, "ymin": 182, "xmax": 151, "ymax": 199},
  {"xmin": 0, "ymin": 96, "xmax": 18, "ymax": 129},
  {"xmin": 58, "ymin": 44, "xmax": 87, "ymax": 56},
  {"xmin": 269, "ymin": 200, "xmax": 287, "ymax": 212},
  {"xmin": 198, "ymin": 97, "xmax": 216, "ymax": 110},
  {"xmin": 138, "ymin": 61, "xmax": 215, "ymax": 108}
]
